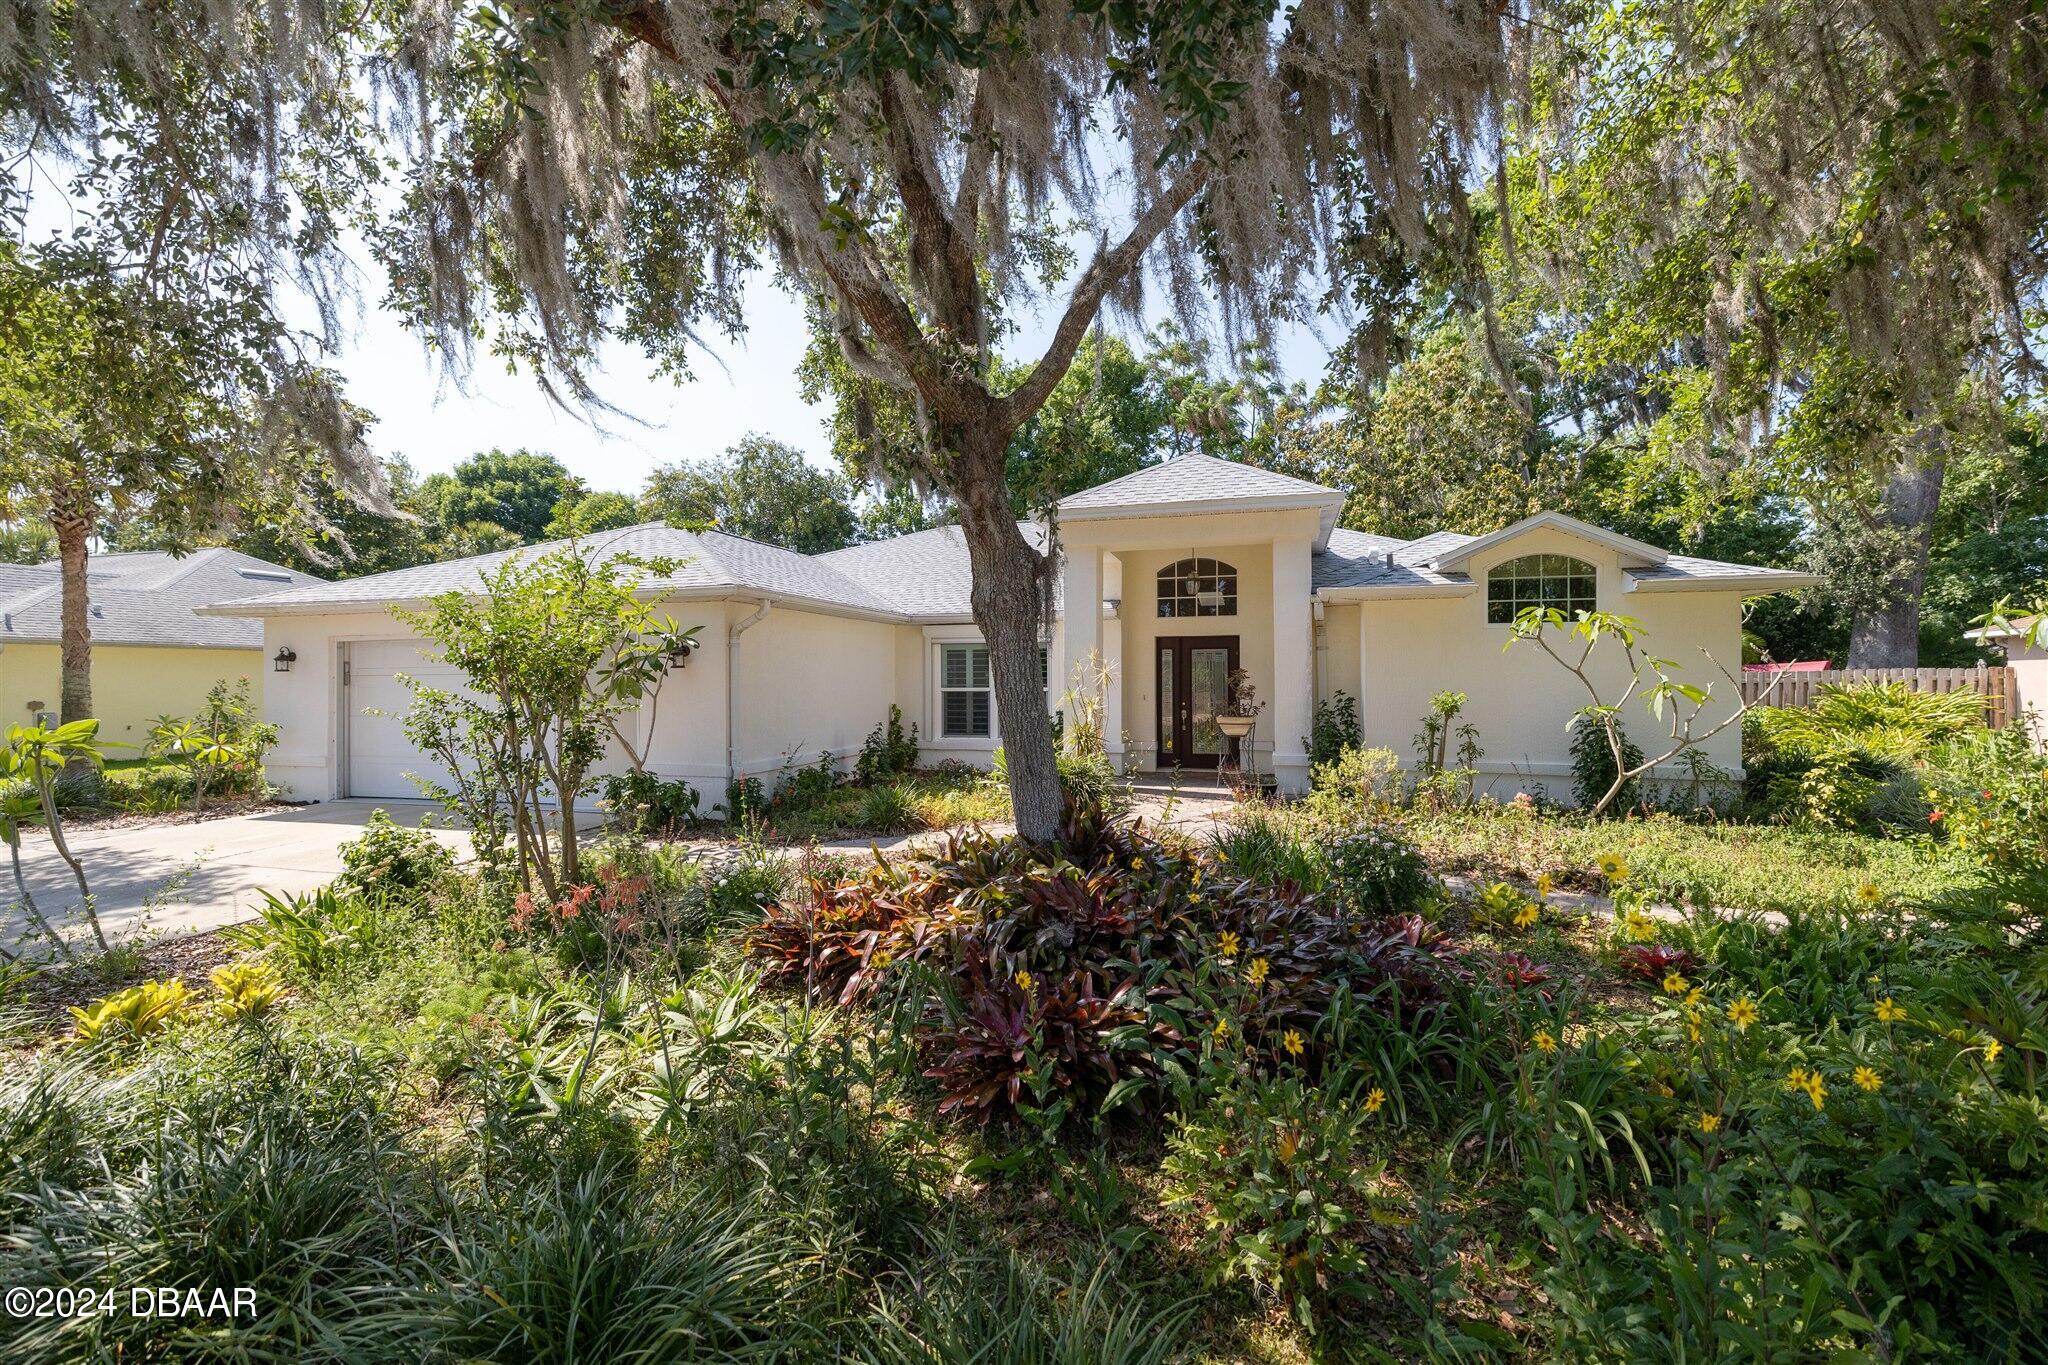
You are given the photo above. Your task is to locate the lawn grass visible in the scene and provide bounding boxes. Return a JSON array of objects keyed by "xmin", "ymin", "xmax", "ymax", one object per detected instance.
[{"xmin": 1402, "ymin": 804, "xmax": 1983, "ymax": 913}]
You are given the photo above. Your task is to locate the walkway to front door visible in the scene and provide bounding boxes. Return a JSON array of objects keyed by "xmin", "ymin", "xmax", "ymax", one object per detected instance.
[{"xmin": 1156, "ymin": 634, "xmax": 1238, "ymax": 769}]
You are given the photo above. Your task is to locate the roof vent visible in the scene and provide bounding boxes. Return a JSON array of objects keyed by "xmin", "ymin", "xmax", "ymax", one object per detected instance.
[{"xmin": 238, "ymin": 569, "xmax": 293, "ymax": 583}]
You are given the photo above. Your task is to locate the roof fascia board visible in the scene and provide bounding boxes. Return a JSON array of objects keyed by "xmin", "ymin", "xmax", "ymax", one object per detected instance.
[
  {"xmin": 1314, "ymin": 583, "xmax": 1476, "ymax": 603},
  {"xmin": 1429, "ymin": 511, "xmax": 1671, "ymax": 572},
  {"xmin": 1623, "ymin": 571, "xmax": 1823, "ymax": 594}
]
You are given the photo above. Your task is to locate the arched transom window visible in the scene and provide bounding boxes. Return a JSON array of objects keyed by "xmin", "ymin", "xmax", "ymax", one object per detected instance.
[
  {"xmin": 1486, "ymin": 553, "xmax": 1597, "ymax": 624},
  {"xmin": 1157, "ymin": 557, "xmax": 1238, "ymax": 617}
]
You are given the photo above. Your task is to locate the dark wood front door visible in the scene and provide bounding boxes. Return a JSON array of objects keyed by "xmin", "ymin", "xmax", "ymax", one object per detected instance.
[{"xmin": 1157, "ymin": 635, "xmax": 1239, "ymax": 769}]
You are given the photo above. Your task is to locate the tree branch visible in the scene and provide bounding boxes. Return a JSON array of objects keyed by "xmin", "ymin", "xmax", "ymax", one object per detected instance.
[{"xmin": 995, "ymin": 159, "xmax": 1212, "ymax": 431}]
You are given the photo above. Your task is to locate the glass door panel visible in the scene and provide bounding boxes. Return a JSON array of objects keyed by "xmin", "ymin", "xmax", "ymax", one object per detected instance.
[{"xmin": 1189, "ymin": 647, "xmax": 1229, "ymax": 757}]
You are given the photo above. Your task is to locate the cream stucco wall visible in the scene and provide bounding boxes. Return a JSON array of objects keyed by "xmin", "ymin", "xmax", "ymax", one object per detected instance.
[
  {"xmin": 1351, "ymin": 525, "xmax": 1748, "ymax": 804},
  {"xmin": 0, "ymin": 642, "xmax": 266, "ymax": 753},
  {"xmin": 729, "ymin": 604, "xmax": 899, "ymax": 780},
  {"xmin": 1318, "ymin": 602, "xmax": 1363, "ymax": 716}
]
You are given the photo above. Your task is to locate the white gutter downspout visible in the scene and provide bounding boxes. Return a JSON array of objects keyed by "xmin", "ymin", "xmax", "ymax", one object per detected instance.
[
  {"xmin": 726, "ymin": 599, "xmax": 772, "ymax": 797},
  {"xmin": 1311, "ymin": 596, "xmax": 1327, "ymax": 717}
]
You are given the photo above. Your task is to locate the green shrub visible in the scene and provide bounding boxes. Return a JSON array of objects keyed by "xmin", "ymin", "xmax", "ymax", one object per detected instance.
[
  {"xmin": 599, "ymin": 768, "xmax": 701, "ymax": 833},
  {"xmin": 336, "ymin": 808, "xmax": 456, "ymax": 898},
  {"xmin": 69, "ymin": 979, "xmax": 193, "ymax": 1050},
  {"xmin": 855, "ymin": 703, "xmax": 920, "ymax": 782},
  {"xmin": 1163, "ymin": 1063, "xmax": 1389, "ymax": 1331},
  {"xmin": 1304, "ymin": 744, "xmax": 1404, "ymax": 822},
  {"xmin": 1568, "ymin": 712, "xmax": 1643, "ymax": 814},
  {"xmin": 853, "ymin": 781, "xmax": 919, "ymax": 832},
  {"xmin": 1321, "ymin": 824, "xmax": 1432, "ymax": 916},
  {"xmin": 1307, "ymin": 690, "xmax": 1360, "ymax": 768}
]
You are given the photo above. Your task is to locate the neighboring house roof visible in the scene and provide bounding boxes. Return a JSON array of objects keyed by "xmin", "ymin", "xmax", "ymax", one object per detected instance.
[
  {"xmin": 0, "ymin": 548, "xmax": 321, "ymax": 650},
  {"xmin": 203, "ymin": 461, "xmax": 1816, "ymax": 624},
  {"xmin": 1965, "ymin": 613, "xmax": 2039, "ymax": 642},
  {"xmin": 1057, "ymin": 452, "xmax": 1346, "ymax": 543}
]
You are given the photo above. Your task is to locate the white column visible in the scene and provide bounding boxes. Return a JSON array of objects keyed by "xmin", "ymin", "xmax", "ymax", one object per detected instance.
[
  {"xmin": 1102, "ymin": 552, "xmax": 1125, "ymax": 769},
  {"xmin": 1271, "ymin": 537, "xmax": 1313, "ymax": 793},
  {"xmin": 1059, "ymin": 542, "xmax": 1102, "ymax": 737}
]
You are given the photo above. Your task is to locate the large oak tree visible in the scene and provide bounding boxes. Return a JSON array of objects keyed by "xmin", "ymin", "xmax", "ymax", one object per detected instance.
[{"xmin": 374, "ymin": 0, "xmax": 1524, "ymax": 838}]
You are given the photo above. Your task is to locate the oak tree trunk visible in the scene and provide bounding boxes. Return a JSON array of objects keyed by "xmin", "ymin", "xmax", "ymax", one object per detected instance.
[
  {"xmin": 1846, "ymin": 437, "xmax": 1947, "ymax": 669},
  {"xmin": 952, "ymin": 428, "xmax": 1062, "ymax": 843},
  {"xmin": 50, "ymin": 478, "xmax": 93, "ymax": 728}
]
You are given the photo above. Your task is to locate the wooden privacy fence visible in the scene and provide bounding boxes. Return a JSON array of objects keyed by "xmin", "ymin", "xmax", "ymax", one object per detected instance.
[{"xmin": 1738, "ymin": 665, "xmax": 2017, "ymax": 727}]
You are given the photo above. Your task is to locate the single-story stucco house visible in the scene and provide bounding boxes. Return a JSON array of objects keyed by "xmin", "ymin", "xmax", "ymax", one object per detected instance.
[
  {"xmin": 0, "ymin": 549, "xmax": 320, "ymax": 750},
  {"xmin": 203, "ymin": 455, "xmax": 1817, "ymax": 808},
  {"xmin": 1966, "ymin": 614, "xmax": 2047, "ymax": 749}
]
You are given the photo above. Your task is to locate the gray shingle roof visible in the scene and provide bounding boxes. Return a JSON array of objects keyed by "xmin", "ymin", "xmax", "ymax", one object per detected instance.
[
  {"xmin": 1059, "ymin": 453, "xmax": 1343, "ymax": 513},
  {"xmin": 203, "ymin": 487, "xmax": 1813, "ymax": 623},
  {"xmin": 0, "ymin": 549, "xmax": 322, "ymax": 649},
  {"xmin": 815, "ymin": 522, "xmax": 1047, "ymax": 618},
  {"xmin": 206, "ymin": 523, "xmax": 898, "ymax": 618}
]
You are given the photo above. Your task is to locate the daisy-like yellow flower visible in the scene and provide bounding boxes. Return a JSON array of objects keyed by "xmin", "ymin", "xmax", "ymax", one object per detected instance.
[
  {"xmin": 1687, "ymin": 1018, "xmax": 1703, "ymax": 1044},
  {"xmin": 1697, "ymin": 1111, "xmax": 1721, "ymax": 1134},
  {"xmin": 1246, "ymin": 956, "xmax": 1270, "ymax": 988},
  {"xmin": 1013, "ymin": 969, "xmax": 1034, "ymax": 992},
  {"xmin": 1624, "ymin": 909, "xmax": 1657, "ymax": 942},
  {"xmin": 1213, "ymin": 1018, "xmax": 1231, "ymax": 1041},
  {"xmin": 1785, "ymin": 1068, "xmax": 1825, "ymax": 1110},
  {"xmin": 1983, "ymin": 1039, "xmax": 2003, "ymax": 1067},
  {"xmin": 1874, "ymin": 996, "xmax": 1907, "ymax": 1023},
  {"xmin": 1216, "ymin": 931, "xmax": 1240, "ymax": 959},
  {"xmin": 1512, "ymin": 902, "xmax": 1540, "ymax": 929},
  {"xmin": 1281, "ymin": 1028, "xmax": 1304, "ymax": 1057},
  {"xmin": 1532, "ymin": 1029, "xmax": 1559, "ymax": 1054},
  {"xmin": 1663, "ymin": 972, "xmax": 1690, "ymax": 996},
  {"xmin": 1595, "ymin": 852, "xmax": 1631, "ymax": 881},
  {"xmin": 1685, "ymin": 986, "xmax": 1705, "ymax": 1009},
  {"xmin": 1727, "ymin": 997, "xmax": 1760, "ymax": 1032},
  {"xmin": 1851, "ymin": 1065, "xmax": 1883, "ymax": 1092},
  {"xmin": 1535, "ymin": 872, "xmax": 1554, "ymax": 899},
  {"xmin": 1363, "ymin": 1086, "xmax": 1387, "ymax": 1115},
  {"xmin": 1856, "ymin": 881, "xmax": 1884, "ymax": 906}
]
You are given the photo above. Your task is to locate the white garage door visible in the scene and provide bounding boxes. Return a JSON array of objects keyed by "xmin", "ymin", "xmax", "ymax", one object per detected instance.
[{"xmin": 345, "ymin": 638, "xmax": 466, "ymax": 800}]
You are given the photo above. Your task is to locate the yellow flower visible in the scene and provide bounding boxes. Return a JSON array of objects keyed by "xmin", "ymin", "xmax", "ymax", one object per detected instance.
[
  {"xmin": 1697, "ymin": 1111, "xmax": 1721, "ymax": 1134},
  {"xmin": 1687, "ymin": 1019, "xmax": 1703, "ymax": 1044},
  {"xmin": 1275, "ymin": 1129, "xmax": 1300, "ymax": 1164},
  {"xmin": 1662, "ymin": 972, "xmax": 1690, "ymax": 996},
  {"xmin": 1213, "ymin": 1019, "xmax": 1230, "ymax": 1041},
  {"xmin": 1856, "ymin": 881, "xmax": 1884, "ymax": 906},
  {"xmin": 1874, "ymin": 996, "xmax": 1907, "ymax": 1023},
  {"xmin": 1983, "ymin": 1039, "xmax": 2003, "ymax": 1067},
  {"xmin": 1685, "ymin": 987, "xmax": 1705, "ymax": 1009},
  {"xmin": 1246, "ymin": 956, "xmax": 1270, "ymax": 988},
  {"xmin": 1532, "ymin": 1029, "xmax": 1558, "ymax": 1054},
  {"xmin": 1364, "ymin": 1086, "xmax": 1387, "ymax": 1115},
  {"xmin": 1623, "ymin": 909, "xmax": 1657, "ymax": 942},
  {"xmin": 1216, "ymin": 931, "xmax": 1240, "ymax": 959},
  {"xmin": 1512, "ymin": 902, "xmax": 1540, "ymax": 929},
  {"xmin": 1726, "ymin": 998, "xmax": 1760, "ymax": 1032},
  {"xmin": 1013, "ymin": 969, "xmax": 1034, "ymax": 992},
  {"xmin": 1785, "ymin": 1068, "xmax": 1825, "ymax": 1110},
  {"xmin": 1851, "ymin": 1065, "xmax": 1883, "ymax": 1092},
  {"xmin": 1535, "ymin": 873, "xmax": 1554, "ymax": 899},
  {"xmin": 1281, "ymin": 1028, "xmax": 1304, "ymax": 1057},
  {"xmin": 1595, "ymin": 852, "xmax": 1631, "ymax": 881}
]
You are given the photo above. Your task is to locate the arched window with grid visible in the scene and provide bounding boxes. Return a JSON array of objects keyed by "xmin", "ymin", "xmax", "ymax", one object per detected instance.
[
  {"xmin": 1486, "ymin": 553, "xmax": 1597, "ymax": 624},
  {"xmin": 1157, "ymin": 557, "xmax": 1238, "ymax": 618}
]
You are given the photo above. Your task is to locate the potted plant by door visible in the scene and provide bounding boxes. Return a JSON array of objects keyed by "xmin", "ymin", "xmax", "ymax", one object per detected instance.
[{"xmin": 1215, "ymin": 669, "xmax": 1272, "ymax": 794}]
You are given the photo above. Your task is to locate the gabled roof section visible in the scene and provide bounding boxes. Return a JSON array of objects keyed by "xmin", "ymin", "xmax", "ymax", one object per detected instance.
[
  {"xmin": 1423, "ymin": 511, "xmax": 1670, "ymax": 573},
  {"xmin": 203, "ymin": 523, "xmax": 899, "ymax": 620},
  {"xmin": 1057, "ymin": 454, "xmax": 1346, "ymax": 542},
  {"xmin": 0, "ymin": 549, "xmax": 323, "ymax": 649},
  {"xmin": 1314, "ymin": 528, "xmax": 1475, "ymax": 596}
]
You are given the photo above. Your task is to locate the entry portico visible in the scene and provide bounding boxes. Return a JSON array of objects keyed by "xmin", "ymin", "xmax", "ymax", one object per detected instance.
[{"xmin": 1052, "ymin": 457, "xmax": 1345, "ymax": 794}]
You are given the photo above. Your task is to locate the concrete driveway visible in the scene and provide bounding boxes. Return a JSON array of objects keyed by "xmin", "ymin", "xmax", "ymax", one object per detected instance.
[{"xmin": 3, "ymin": 800, "xmax": 471, "ymax": 955}]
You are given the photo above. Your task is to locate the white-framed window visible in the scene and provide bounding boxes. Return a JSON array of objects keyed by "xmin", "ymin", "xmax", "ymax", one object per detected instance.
[
  {"xmin": 1157, "ymin": 557, "xmax": 1238, "ymax": 617},
  {"xmin": 936, "ymin": 642, "xmax": 1052, "ymax": 738},
  {"xmin": 1486, "ymin": 553, "xmax": 1597, "ymax": 624}
]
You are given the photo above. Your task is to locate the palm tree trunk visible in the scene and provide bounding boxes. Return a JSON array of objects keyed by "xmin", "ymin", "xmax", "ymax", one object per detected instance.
[{"xmin": 50, "ymin": 477, "xmax": 93, "ymax": 728}]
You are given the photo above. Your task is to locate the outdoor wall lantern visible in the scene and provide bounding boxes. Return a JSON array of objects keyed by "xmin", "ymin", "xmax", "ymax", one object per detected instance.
[{"xmin": 272, "ymin": 646, "xmax": 297, "ymax": 673}]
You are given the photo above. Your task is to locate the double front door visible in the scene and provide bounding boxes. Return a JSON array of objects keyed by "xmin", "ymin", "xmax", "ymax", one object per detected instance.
[{"xmin": 1156, "ymin": 635, "xmax": 1238, "ymax": 769}]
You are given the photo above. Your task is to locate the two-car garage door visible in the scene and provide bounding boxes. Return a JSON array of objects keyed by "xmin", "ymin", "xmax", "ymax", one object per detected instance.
[{"xmin": 344, "ymin": 638, "xmax": 465, "ymax": 800}]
